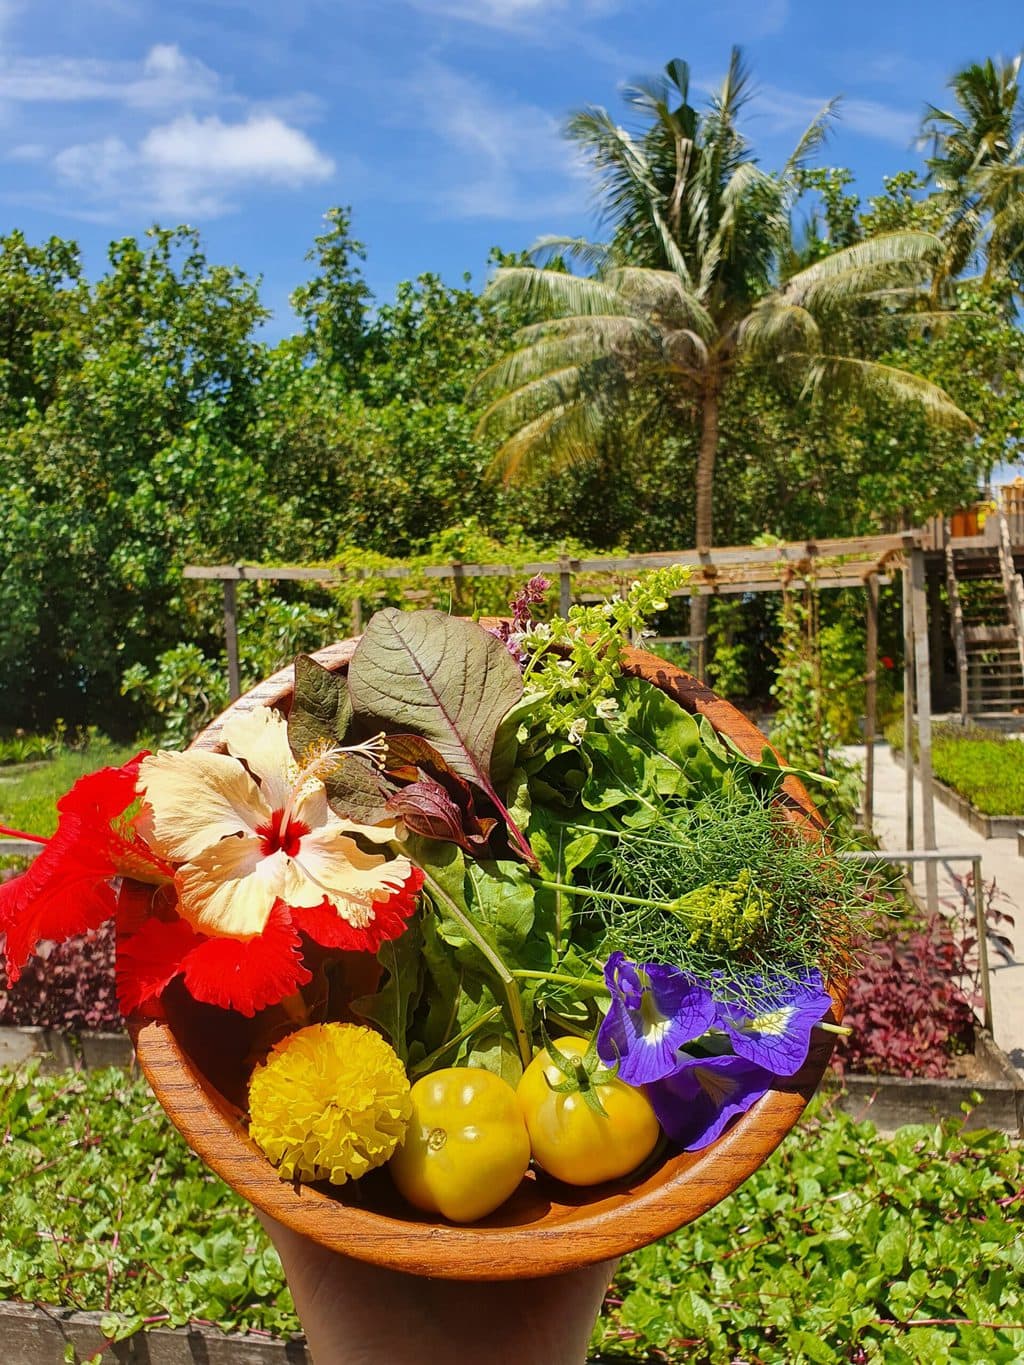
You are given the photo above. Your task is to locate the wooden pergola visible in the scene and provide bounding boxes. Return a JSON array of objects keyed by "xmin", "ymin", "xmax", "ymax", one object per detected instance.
[{"xmin": 185, "ymin": 529, "xmax": 939, "ymax": 909}]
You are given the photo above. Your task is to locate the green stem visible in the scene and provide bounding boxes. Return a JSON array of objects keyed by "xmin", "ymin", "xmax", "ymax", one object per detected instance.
[
  {"xmin": 420, "ymin": 868, "xmax": 532, "ymax": 1070},
  {"xmin": 512, "ymin": 969, "xmax": 606, "ymax": 990},
  {"xmin": 531, "ymin": 878, "xmax": 675, "ymax": 913},
  {"xmin": 409, "ymin": 1006, "xmax": 503, "ymax": 1079}
]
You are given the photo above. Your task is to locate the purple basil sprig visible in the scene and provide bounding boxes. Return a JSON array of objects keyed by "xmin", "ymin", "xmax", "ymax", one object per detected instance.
[{"xmin": 489, "ymin": 574, "xmax": 551, "ymax": 664}]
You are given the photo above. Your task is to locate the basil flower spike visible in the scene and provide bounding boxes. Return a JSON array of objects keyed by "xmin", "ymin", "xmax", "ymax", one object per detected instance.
[{"xmin": 597, "ymin": 952, "xmax": 717, "ymax": 1086}]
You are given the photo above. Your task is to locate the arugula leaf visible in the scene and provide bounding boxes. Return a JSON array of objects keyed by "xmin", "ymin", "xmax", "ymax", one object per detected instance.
[
  {"xmin": 350, "ymin": 923, "xmax": 424, "ymax": 1063},
  {"xmin": 347, "ymin": 610, "xmax": 536, "ymax": 865}
]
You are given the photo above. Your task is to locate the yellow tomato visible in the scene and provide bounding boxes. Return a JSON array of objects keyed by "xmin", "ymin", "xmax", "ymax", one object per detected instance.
[
  {"xmin": 517, "ymin": 1036, "xmax": 660, "ymax": 1186},
  {"xmin": 388, "ymin": 1067, "xmax": 531, "ymax": 1223}
]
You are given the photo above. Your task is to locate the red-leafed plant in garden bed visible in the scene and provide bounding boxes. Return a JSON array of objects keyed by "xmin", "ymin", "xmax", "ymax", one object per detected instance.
[
  {"xmin": 832, "ymin": 873, "xmax": 1014, "ymax": 1080},
  {"xmin": 0, "ymin": 918, "xmax": 121, "ymax": 1031}
]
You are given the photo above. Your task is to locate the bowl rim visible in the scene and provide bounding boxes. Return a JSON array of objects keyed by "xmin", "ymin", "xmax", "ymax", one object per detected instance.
[{"xmin": 130, "ymin": 636, "xmax": 844, "ymax": 1281}]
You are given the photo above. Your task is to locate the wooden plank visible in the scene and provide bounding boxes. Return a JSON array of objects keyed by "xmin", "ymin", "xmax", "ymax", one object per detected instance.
[
  {"xmin": 911, "ymin": 547, "xmax": 938, "ymax": 912},
  {"xmin": 185, "ymin": 565, "xmax": 342, "ymax": 581},
  {"xmin": 182, "ymin": 530, "xmax": 921, "ymax": 589},
  {"xmin": 864, "ymin": 574, "xmax": 878, "ymax": 837},
  {"xmin": 902, "ymin": 562, "xmax": 915, "ymax": 852},
  {"xmin": 0, "ymin": 1300, "xmax": 310, "ymax": 1364},
  {"xmin": 224, "ymin": 580, "xmax": 241, "ymax": 702}
]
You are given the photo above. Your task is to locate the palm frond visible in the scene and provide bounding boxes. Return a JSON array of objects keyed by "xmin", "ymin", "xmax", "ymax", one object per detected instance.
[
  {"xmin": 781, "ymin": 99, "xmax": 840, "ymax": 183},
  {"xmin": 528, "ymin": 236, "xmax": 612, "ymax": 271},
  {"xmin": 782, "ymin": 232, "xmax": 942, "ymax": 309},
  {"xmin": 476, "ymin": 365, "xmax": 586, "ymax": 442},
  {"xmin": 603, "ymin": 267, "xmax": 714, "ymax": 334},
  {"xmin": 473, "ymin": 339, "xmax": 601, "ymax": 404},
  {"xmin": 566, "ymin": 107, "xmax": 695, "ymax": 285},
  {"xmin": 512, "ymin": 314, "xmax": 660, "ymax": 348},
  {"xmin": 484, "ymin": 266, "xmax": 631, "ymax": 318},
  {"xmin": 792, "ymin": 353, "xmax": 976, "ymax": 430},
  {"xmin": 486, "ymin": 399, "xmax": 607, "ymax": 483},
  {"xmin": 739, "ymin": 301, "xmax": 822, "ymax": 356}
]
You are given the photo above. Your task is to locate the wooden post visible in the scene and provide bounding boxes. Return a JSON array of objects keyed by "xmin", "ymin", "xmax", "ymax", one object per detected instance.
[
  {"xmin": 864, "ymin": 574, "xmax": 878, "ymax": 837},
  {"xmin": 911, "ymin": 547, "xmax": 938, "ymax": 912},
  {"xmin": 351, "ymin": 571, "xmax": 363, "ymax": 635},
  {"xmin": 901, "ymin": 562, "xmax": 915, "ymax": 854},
  {"xmin": 973, "ymin": 855, "xmax": 994, "ymax": 1035},
  {"xmin": 927, "ymin": 564, "xmax": 944, "ymax": 713},
  {"xmin": 558, "ymin": 557, "xmax": 572, "ymax": 618},
  {"xmin": 223, "ymin": 578, "xmax": 241, "ymax": 701}
]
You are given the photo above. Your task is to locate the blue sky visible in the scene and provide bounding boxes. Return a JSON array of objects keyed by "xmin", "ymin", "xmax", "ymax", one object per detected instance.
[{"xmin": 1, "ymin": 0, "xmax": 1022, "ymax": 339}]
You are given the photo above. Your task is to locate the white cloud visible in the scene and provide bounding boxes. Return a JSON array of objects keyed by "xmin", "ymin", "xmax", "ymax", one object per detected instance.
[
  {"xmin": 707, "ymin": 0, "xmax": 789, "ymax": 40},
  {"xmin": 404, "ymin": 0, "xmax": 619, "ymax": 35},
  {"xmin": 0, "ymin": 43, "xmax": 220, "ymax": 109},
  {"xmin": 752, "ymin": 84, "xmax": 917, "ymax": 149},
  {"xmin": 406, "ymin": 62, "xmax": 585, "ymax": 221},
  {"xmin": 54, "ymin": 113, "xmax": 334, "ymax": 218}
]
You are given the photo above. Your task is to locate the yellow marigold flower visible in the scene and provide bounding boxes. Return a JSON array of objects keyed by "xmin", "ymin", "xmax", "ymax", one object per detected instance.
[{"xmin": 248, "ymin": 1023, "xmax": 412, "ymax": 1185}]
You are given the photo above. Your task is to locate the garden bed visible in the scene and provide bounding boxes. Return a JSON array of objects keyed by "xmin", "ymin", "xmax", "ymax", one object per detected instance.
[
  {"xmin": 0, "ymin": 1024, "xmax": 131, "ymax": 1073},
  {"xmin": 0, "ymin": 1300, "xmax": 309, "ymax": 1365},
  {"xmin": 833, "ymin": 1029, "xmax": 1023, "ymax": 1135},
  {"xmin": 928, "ymin": 771, "xmax": 1024, "ymax": 839},
  {"xmin": 3, "ymin": 1067, "xmax": 1023, "ymax": 1364},
  {"xmin": 885, "ymin": 719, "xmax": 1024, "ymax": 834}
]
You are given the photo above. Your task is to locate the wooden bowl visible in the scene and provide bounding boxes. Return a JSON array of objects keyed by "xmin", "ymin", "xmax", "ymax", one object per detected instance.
[{"xmin": 130, "ymin": 641, "xmax": 843, "ymax": 1280}]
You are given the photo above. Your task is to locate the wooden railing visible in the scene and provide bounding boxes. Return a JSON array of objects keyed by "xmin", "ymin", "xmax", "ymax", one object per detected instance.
[
  {"xmin": 945, "ymin": 540, "xmax": 970, "ymax": 724},
  {"xmin": 997, "ymin": 508, "xmax": 1024, "ymax": 681}
]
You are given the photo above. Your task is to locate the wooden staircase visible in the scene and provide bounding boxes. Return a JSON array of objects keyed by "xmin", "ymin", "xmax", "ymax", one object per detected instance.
[{"xmin": 946, "ymin": 510, "xmax": 1024, "ymax": 719}]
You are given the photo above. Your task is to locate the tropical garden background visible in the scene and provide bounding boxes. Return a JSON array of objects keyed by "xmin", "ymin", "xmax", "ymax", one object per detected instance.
[
  {"xmin": 2, "ymin": 45, "xmax": 1024, "ymax": 1365},
  {"xmin": 3, "ymin": 50, "xmax": 1023, "ymax": 747}
]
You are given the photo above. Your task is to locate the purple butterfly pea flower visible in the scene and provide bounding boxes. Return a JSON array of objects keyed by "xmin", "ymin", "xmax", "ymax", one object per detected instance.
[
  {"xmin": 715, "ymin": 969, "xmax": 834, "ymax": 1077},
  {"xmin": 648, "ymin": 1053, "xmax": 775, "ymax": 1150},
  {"xmin": 597, "ymin": 952, "xmax": 717, "ymax": 1086}
]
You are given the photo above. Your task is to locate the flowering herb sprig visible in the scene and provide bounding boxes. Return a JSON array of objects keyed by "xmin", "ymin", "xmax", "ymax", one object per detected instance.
[{"xmin": 511, "ymin": 567, "xmax": 690, "ymax": 751}]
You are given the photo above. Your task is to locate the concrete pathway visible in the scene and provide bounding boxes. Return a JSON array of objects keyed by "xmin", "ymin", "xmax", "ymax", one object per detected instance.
[{"xmin": 839, "ymin": 742, "xmax": 1024, "ymax": 1077}]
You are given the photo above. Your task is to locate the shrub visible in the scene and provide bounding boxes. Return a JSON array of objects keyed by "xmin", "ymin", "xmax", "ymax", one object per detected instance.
[
  {"xmin": 0, "ymin": 923, "xmax": 120, "ymax": 1031},
  {"xmin": 833, "ymin": 911, "xmax": 976, "ymax": 1078}
]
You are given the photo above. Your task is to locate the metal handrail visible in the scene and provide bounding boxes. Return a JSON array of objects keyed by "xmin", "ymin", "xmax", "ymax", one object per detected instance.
[{"xmin": 839, "ymin": 848, "xmax": 994, "ymax": 1033}]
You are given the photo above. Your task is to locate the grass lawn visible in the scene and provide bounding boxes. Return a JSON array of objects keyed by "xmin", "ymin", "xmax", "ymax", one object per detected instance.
[
  {"xmin": 0, "ymin": 739, "xmax": 138, "ymax": 853},
  {"xmin": 885, "ymin": 719, "xmax": 1024, "ymax": 817},
  {"xmin": 2, "ymin": 1066, "xmax": 1022, "ymax": 1363}
]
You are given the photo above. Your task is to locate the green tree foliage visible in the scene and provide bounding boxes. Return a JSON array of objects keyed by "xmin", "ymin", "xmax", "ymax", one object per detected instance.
[
  {"xmin": 923, "ymin": 53, "xmax": 1024, "ymax": 293},
  {"xmin": 475, "ymin": 51, "xmax": 972, "ymax": 648}
]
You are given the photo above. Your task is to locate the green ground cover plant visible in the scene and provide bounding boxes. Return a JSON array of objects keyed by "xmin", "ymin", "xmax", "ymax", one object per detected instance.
[
  {"xmin": 0, "ymin": 736, "xmax": 137, "ymax": 848},
  {"xmin": 1, "ymin": 1067, "xmax": 1021, "ymax": 1363},
  {"xmin": 885, "ymin": 719, "xmax": 1024, "ymax": 817}
]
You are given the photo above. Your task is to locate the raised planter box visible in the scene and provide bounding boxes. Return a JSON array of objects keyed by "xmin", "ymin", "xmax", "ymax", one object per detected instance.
[
  {"xmin": 833, "ymin": 1030, "xmax": 1024, "ymax": 1136},
  {"xmin": 0, "ymin": 1300, "xmax": 309, "ymax": 1365},
  {"xmin": 927, "ymin": 773, "xmax": 1024, "ymax": 840},
  {"xmin": 0, "ymin": 1025, "xmax": 131, "ymax": 1073}
]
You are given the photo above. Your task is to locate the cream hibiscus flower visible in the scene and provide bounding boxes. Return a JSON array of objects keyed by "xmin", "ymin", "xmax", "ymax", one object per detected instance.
[{"xmin": 139, "ymin": 706, "xmax": 414, "ymax": 941}]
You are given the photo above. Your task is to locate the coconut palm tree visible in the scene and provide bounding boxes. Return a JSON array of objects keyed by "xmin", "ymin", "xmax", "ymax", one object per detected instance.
[
  {"xmin": 922, "ymin": 54, "xmax": 1024, "ymax": 292},
  {"xmin": 476, "ymin": 52, "xmax": 973, "ymax": 643}
]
